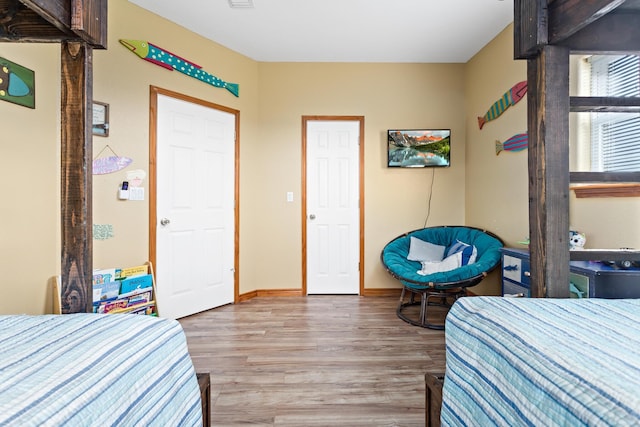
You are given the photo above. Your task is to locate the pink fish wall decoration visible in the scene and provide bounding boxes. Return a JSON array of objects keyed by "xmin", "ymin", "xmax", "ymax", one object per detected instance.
[
  {"xmin": 496, "ymin": 133, "xmax": 528, "ymax": 155},
  {"xmin": 478, "ymin": 81, "xmax": 527, "ymax": 129}
]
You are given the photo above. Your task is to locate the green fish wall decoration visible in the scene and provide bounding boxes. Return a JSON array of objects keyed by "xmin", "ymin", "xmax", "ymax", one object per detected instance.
[{"xmin": 120, "ymin": 39, "xmax": 239, "ymax": 97}]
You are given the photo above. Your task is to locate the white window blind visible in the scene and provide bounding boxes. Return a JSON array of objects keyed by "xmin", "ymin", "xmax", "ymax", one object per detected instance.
[{"xmin": 589, "ymin": 55, "xmax": 640, "ymax": 172}]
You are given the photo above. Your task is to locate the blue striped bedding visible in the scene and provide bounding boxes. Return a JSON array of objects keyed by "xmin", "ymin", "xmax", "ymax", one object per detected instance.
[
  {"xmin": 442, "ymin": 297, "xmax": 640, "ymax": 426},
  {"xmin": 0, "ymin": 314, "xmax": 202, "ymax": 426}
]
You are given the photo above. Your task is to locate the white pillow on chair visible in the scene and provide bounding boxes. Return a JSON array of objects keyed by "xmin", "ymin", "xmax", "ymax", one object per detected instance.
[
  {"xmin": 417, "ymin": 252, "xmax": 462, "ymax": 276},
  {"xmin": 407, "ymin": 237, "xmax": 446, "ymax": 262}
]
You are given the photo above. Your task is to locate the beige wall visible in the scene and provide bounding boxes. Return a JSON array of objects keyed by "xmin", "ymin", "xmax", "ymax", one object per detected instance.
[
  {"xmin": 92, "ymin": 0, "xmax": 259, "ymax": 272},
  {"xmin": 464, "ymin": 24, "xmax": 640, "ymax": 295},
  {"xmin": 464, "ymin": 25, "xmax": 528, "ymax": 294},
  {"xmin": 254, "ymin": 62, "xmax": 466, "ymax": 291},
  {"xmin": 0, "ymin": 2, "xmax": 464, "ymax": 313},
  {"xmin": 98, "ymin": 3, "xmax": 467, "ymax": 296},
  {"xmin": 3, "ymin": 6, "xmax": 638, "ymax": 314},
  {"xmin": 0, "ymin": 43, "xmax": 60, "ymax": 314}
]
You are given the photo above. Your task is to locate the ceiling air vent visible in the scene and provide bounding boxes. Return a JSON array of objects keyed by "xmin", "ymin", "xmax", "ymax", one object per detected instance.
[{"xmin": 228, "ymin": 0, "xmax": 254, "ymax": 8}]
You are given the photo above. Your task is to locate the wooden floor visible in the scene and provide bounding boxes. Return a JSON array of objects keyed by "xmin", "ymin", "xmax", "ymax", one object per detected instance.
[{"xmin": 179, "ymin": 295, "xmax": 447, "ymax": 426}]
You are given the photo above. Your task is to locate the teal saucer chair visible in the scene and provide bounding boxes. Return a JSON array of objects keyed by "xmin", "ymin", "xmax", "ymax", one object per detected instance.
[{"xmin": 381, "ymin": 225, "xmax": 503, "ymax": 329}]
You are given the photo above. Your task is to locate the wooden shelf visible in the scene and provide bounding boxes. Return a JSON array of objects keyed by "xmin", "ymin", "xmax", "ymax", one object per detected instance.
[{"xmin": 571, "ymin": 183, "xmax": 640, "ymax": 197}]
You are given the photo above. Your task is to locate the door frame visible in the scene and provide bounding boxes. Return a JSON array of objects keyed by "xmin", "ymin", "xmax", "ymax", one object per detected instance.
[
  {"xmin": 301, "ymin": 116, "xmax": 365, "ymax": 296},
  {"xmin": 149, "ymin": 85, "xmax": 241, "ymax": 304}
]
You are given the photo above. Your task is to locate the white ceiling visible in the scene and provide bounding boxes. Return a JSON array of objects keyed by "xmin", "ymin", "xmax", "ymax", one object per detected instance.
[{"xmin": 127, "ymin": 0, "xmax": 514, "ymax": 63}]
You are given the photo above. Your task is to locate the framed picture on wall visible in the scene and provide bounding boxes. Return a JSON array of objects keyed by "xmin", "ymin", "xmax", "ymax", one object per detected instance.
[
  {"xmin": 92, "ymin": 101, "xmax": 109, "ymax": 137},
  {"xmin": 387, "ymin": 129, "xmax": 451, "ymax": 168}
]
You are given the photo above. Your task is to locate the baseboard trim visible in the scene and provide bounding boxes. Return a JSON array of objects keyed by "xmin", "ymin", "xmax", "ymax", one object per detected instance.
[
  {"xmin": 238, "ymin": 289, "xmax": 303, "ymax": 302},
  {"xmin": 238, "ymin": 288, "xmax": 400, "ymax": 302},
  {"xmin": 361, "ymin": 288, "xmax": 402, "ymax": 297}
]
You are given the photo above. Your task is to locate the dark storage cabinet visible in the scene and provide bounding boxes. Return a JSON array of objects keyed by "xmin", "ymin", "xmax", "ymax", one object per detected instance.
[
  {"xmin": 501, "ymin": 248, "xmax": 640, "ymax": 299},
  {"xmin": 569, "ymin": 261, "xmax": 640, "ymax": 299},
  {"xmin": 501, "ymin": 248, "xmax": 531, "ymax": 297}
]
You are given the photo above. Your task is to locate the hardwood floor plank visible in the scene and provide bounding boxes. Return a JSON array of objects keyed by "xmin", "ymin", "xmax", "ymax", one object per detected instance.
[{"xmin": 179, "ymin": 295, "xmax": 447, "ymax": 426}]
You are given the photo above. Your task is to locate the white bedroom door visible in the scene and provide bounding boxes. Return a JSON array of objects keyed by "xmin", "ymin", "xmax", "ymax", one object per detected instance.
[
  {"xmin": 305, "ymin": 117, "xmax": 362, "ymax": 295},
  {"xmin": 154, "ymin": 91, "xmax": 236, "ymax": 319}
]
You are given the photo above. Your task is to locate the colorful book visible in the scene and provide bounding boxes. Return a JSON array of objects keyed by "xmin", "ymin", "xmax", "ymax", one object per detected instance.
[
  {"xmin": 92, "ymin": 280, "xmax": 121, "ymax": 303},
  {"xmin": 126, "ymin": 290, "xmax": 153, "ymax": 306},
  {"xmin": 93, "ymin": 296, "xmax": 117, "ymax": 313},
  {"xmin": 100, "ymin": 299, "xmax": 130, "ymax": 314},
  {"xmin": 92, "ymin": 268, "xmax": 121, "ymax": 286},
  {"xmin": 120, "ymin": 264, "xmax": 148, "ymax": 278},
  {"xmin": 119, "ymin": 274, "xmax": 153, "ymax": 294}
]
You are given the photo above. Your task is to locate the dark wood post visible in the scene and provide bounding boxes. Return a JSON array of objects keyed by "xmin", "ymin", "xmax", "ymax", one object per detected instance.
[
  {"xmin": 60, "ymin": 41, "xmax": 93, "ymax": 313},
  {"xmin": 527, "ymin": 45, "xmax": 570, "ymax": 298}
]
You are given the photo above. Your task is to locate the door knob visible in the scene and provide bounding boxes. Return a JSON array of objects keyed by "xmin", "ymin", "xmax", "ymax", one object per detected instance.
[
  {"xmin": 160, "ymin": 218, "xmax": 171, "ymax": 226},
  {"xmin": 309, "ymin": 214, "xmax": 316, "ymax": 220}
]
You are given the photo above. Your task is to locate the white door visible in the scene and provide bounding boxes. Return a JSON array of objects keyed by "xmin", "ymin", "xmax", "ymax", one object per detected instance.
[
  {"xmin": 306, "ymin": 119, "xmax": 361, "ymax": 294},
  {"xmin": 155, "ymin": 93, "xmax": 235, "ymax": 319}
]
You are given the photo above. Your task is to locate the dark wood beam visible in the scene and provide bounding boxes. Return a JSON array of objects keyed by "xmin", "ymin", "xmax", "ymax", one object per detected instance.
[
  {"xmin": 571, "ymin": 171, "xmax": 640, "ymax": 182},
  {"xmin": 60, "ymin": 41, "xmax": 93, "ymax": 313},
  {"xmin": 527, "ymin": 45, "xmax": 571, "ymax": 298},
  {"xmin": 549, "ymin": 0, "xmax": 627, "ymax": 44},
  {"xmin": 19, "ymin": 0, "xmax": 70, "ymax": 36},
  {"xmin": 0, "ymin": 0, "xmax": 73, "ymax": 41},
  {"xmin": 560, "ymin": 10, "xmax": 640, "ymax": 53},
  {"xmin": 570, "ymin": 96, "xmax": 640, "ymax": 113},
  {"xmin": 0, "ymin": 0, "xmax": 106, "ymax": 46},
  {"xmin": 514, "ymin": 0, "xmax": 548, "ymax": 59},
  {"xmin": 71, "ymin": 0, "xmax": 107, "ymax": 48}
]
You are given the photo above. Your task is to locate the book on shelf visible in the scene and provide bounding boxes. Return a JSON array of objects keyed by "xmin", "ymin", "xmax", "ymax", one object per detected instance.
[
  {"xmin": 94, "ymin": 288, "xmax": 154, "ymax": 314},
  {"xmin": 119, "ymin": 274, "xmax": 153, "ymax": 294},
  {"xmin": 93, "ymin": 280, "xmax": 121, "ymax": 303},
  {"xmin": 91, "ymin": 262, "xmax": 157, "ymax": 316},
  {"xmin": 120, "ymin": 264, "xmax": 148, "ymax": 278},
  {"xmin": 108, "ymin": 301, "xmax": 156, "ymax": 315},
  {"xmin": 92, "ymin": 268, "xmax": 121, "ymax": 285}
]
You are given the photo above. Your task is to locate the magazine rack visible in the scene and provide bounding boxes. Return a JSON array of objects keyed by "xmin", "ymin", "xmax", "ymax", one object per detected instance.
[{"xmin": 91, "ymin": 261, "xmax": 159, "ymax": 316}]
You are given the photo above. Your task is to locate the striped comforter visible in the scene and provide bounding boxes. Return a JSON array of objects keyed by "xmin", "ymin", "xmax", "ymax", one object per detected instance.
[
  {"xmin": 0, "ymin": 314, "xmax": 202, "ymax": 426},
  {"xmin": 442, "ymin": 297, "xmax": 640, "ymax": 426}
]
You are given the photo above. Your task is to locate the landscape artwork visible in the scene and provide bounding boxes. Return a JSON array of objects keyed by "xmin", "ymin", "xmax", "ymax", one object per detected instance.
[{"xmin": 387, "ymin": 129, "xmax": 451, "ymax": 167}]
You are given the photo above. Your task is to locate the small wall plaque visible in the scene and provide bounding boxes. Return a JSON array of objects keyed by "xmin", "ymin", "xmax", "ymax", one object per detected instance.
[{"xmin": 92, "ymin": 101, "xmax": 109, "ymax": 136}]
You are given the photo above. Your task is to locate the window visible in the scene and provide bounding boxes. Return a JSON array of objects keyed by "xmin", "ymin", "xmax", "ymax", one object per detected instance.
[{"xmin": 588, "ymin": 55, "xmax": 640, "ymax": 172}]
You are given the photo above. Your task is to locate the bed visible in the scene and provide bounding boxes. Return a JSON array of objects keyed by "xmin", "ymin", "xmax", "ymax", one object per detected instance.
[
  {"xmin": 0, "ymin": 313, "xmax": 203, "ymax": 426},
  {"xmin": 421, "ymin": 0, "xmax": 640, "ymax": 424},
  {"xmin": 440, "ymin": 297, "xmax": 640, "ymax": 426}
]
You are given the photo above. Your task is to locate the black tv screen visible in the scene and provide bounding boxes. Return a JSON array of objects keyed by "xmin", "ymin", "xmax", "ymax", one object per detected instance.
[{"xmin": 387, "ymin": 129, "xmax": 451, "ymax": 168}]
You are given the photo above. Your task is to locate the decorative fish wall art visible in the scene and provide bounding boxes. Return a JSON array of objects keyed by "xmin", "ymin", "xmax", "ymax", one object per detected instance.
[
  {"xmin": 120, "ymin": 39, "xmax": 239, "ymax": 97},
  {"xmin": 496, "ymin": 133, "xmax": 528, "ymax": 155},
  {"xmin": 0, "ymin": 57, "xmax": 35, "ymax": 109},
  {"xmin": 478, "ymin": 81, "xmax": 527, "ymax": 129}
]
